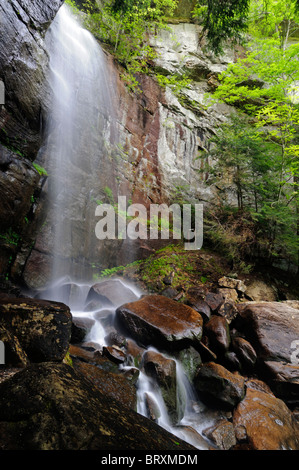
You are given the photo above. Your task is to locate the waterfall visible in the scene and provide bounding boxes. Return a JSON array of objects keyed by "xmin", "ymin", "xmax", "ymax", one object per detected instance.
[
  {"xmin": 42, "ymin": 4, "xmax": 114, "ymax": 287},
  {"xmin": 39, "ymin": 5, "xmax": 217, "ymax": 450}
]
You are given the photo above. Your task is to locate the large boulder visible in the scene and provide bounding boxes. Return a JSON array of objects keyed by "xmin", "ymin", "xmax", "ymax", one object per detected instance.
[
  {"xmin": 236, "ymin": 302, "xmax": 299, "ymax": 363},
  {"xmin": 0, "ymin": 294, "xmax": 72, "ymax": 362},
  {"xmin": 233, "ymin": 380, "xmax": 299, "ymax": 450},
  {"xmin": 0, "ymin": 362, "xmax": 196, "ymax": 450},
  {"xmin": 194, "ymin": 362, "xmax": 246, "ymax": 409},
  {"xmin": 86, "ymin": 279, "xmax": 139, "ymax": 309},
  {"xmin": 115, "ymin": 294, "xmax": 203, "ymax": 352},
  {"xmin": 142, "ymin": 350, "xmax": 181, "ymax": 424}
]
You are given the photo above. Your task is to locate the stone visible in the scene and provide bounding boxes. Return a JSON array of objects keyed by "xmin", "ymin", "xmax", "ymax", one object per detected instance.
[
  {"xmin": 217, "ymin": 300, "xmax": 239, "ymax": 323},
  {"xmin": 142, "ymin": 350, "xmax": 181, "ymax": 424},
  {"xmin": 194, "ymin": 362, "xmax": 246, "ymax": 410},
  {"xmin": 203, "ymin": 419, "xmax": 237, "ymax": 450},
  {"xmin": 204, "ymin": 315, "xmax": 231, "ymax": 354},
  {"xmin": 204, "ymin": 292, "xmax": 225, "ymax": 312},
  {"xmin": 245, "ymin": 280, "xmax": 277, "ymax": 301},
  {"xmin": 102, "ymin": 346, "xmax": 126, "ymax": 364},
  {"xmin": 0, "ymin": 295, "xmax": 72, "ymax": 362},
  {"xmin": 115, "ymin": 294, "xmax": 203, "ymax": 352},
  {"xmin": 233, "ymin": 386, "xmax": 299, "ymax": 450},
  {"xmin": 0, "ymin": 325, "xmax": 29, "ymax": 367},
  {"xmin": 232, "ymin": 336, "xmax": 257, "ymax": 370},
  {"xmin": 73, "ymin": 360, "xmax": 137, "ymax": 410},
  {"xmin": 263, "ymin": 361, "xmax": 299, "ymax": 407},
  {"xmin": 0, "ymin": 362, "xmax": 196, "ymax": 450},
  {"xmin": 236, "ymin": 302, "xmax": 299, "ymax": 363},
  {"xmin": 0, "ymin": 0, "xmax": 64, "ymax": 158},
  {"xmin": 217, "ymin": 287, "xmax": 239, "ymax": 303},
  {"xmin": 86, "ymin": 279, "xmax": 139, "ymax": 308}
]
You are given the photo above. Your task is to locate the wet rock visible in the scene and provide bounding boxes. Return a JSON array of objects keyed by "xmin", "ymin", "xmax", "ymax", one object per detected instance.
[
  {"xmin": 142, "ymin": 350, "xmax": 182, "ymax": 424},
  {"xmin": 204, "ymin": 292, "xmax": 225, "ymax": 312},
  {"xmin": 0, "ymin": 325, "xmax": 29, "ymax": 367},
  {"xmin": 175, "ymin": 346, "xmax": 202, "ymax": 382},
  {"xmin": 185, "ymin": 288, "xmax": 211, "ymax": 322},
  {"xmin": 73, "ymin": 360, "xmax": 137, "ymax": 410},
  {"xmin": 218, "ymin": 276, "xmax": 246, "ymax": 293},
  {"xmin": 86, "ymin": 279, "xmax": 139, "ymax": 309},
  {"xmin": 102, "ymin": 346, "xmax": 126, "ymax": 364},
  {"xmin": 203, "ymin": 419, "xmax": 237, "ymax": 450},
  {"xmin": 204, "ymin": 315, "xmax": 231, "ymax": 355},
  {"xmin": 217, "ymin": 287, "xmax": 238, "ymax": 303},
  {"xmin": 263, "ymin": 361, "xmax": 299, "ymax": 407},
  {"xmin": 194, "ymin": 362, "xmax": 246, "ymax": 410},
  {"xmin": 232, "ymin": 336, "xmax": 257, "ymax": 370},
  {"xmin": 0, "ymin": 0, "xmax": 64, "ymax": 158},
  {"xmin": 0, "ymin": 295, "xmax": 72, "ymax": 362},
  {"xmin": 116, "ymin": 294, "xmax": 203, "ymax": 352},
  {"xmin": 144, "ymin": 392, "xmax": 161, "ymax": 422},
  {"xmin": 0, "ymin": 362, "xmax": 196, "ymax": 450},
  {"xmin": 217, "ymin": 300, "xmax": 238, "ymax": 323},
  {"xmin": 233, "ymin": 385, "xmax": 299, "ymax": 450},
  {"xmin": 236, "ymin": 302, "xmax": 299, "ymax": 363},
  {"xmin": 223, "ymin": 351, "xmax": 242, "ymax": 372}
]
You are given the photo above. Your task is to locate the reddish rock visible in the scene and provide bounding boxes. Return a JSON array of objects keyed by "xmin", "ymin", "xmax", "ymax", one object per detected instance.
[
  {"xmin": 116, "ymin": 294, "xmax": 203, "ymax": 352},
  {"xmin": 233, "ymin": 386, "xmax": 299, "ymax": 450},
  {"xmin": 194, "ymin": 362, "xmax": 246, "ymax": 409},
  {"xmin": 203, "ymin": 419, "xmax": 236, "ymax": 450},
  {"xmin": 204, "ymin": 315, "xmax": 231, "ymax": 354}
]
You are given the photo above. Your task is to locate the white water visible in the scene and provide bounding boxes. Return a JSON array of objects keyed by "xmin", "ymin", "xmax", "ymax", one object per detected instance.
[
  {"xmin": 42, "ymin": 4, "xmax": 114, "ymax": 284},
  {"xmin": 39, "ymin": 6, "xmax": 219, "ymax": 450}
]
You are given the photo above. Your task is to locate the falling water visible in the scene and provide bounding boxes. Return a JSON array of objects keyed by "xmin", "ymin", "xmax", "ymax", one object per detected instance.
[
  {"xmin": 38, "ymin": 5, "xmax": 219, "ymax": 450},
  {"xmin": 42, "ymin": 4, "xmax": 114, "ymax": 286}
]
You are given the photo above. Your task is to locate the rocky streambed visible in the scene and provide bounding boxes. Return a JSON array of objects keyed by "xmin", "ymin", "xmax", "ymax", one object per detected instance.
[{"xmin": 0, "ymin": 276, "xmax": 299, "ymax": 451}]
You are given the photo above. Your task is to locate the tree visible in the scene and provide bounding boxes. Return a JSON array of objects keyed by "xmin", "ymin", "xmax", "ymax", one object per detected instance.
[
  {"xmin": 193, "ymin": 0, "xmax": 299, "ymax": 55},
  {"xmin": 194, "ymin": 0, "xmax": 250, "ymax": 54},
  {"xmin": 208, "ymin": 30, "xmax": 299, "ymax": 264}
]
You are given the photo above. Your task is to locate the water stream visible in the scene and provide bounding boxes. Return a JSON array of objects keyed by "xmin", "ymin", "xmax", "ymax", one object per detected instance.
[{"xmin": 39, "ymin": 4, "xmax": 219, "ymax": 450}]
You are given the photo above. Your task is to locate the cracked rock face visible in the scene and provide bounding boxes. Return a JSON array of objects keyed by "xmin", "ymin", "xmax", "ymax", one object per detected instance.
[{"xmin": 0, "ymin": 0, "xmax": 64, "ymax": 158}]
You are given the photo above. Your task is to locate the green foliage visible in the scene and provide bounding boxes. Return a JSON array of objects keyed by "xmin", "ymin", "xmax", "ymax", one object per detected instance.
[
  {"xmin": 81, "ymin": 0, "xmax": 178, "ymax": 92},
  {"xmin": 33, "ymin": 163, "xmax": 48, "ymax": 176},
  {"xmin": 202, "ymin": 113, "xmax": 299, "ymax": 263},
  {"xmin": 193, "ymin": 0, "xmax": 250, "ymax": 55}
]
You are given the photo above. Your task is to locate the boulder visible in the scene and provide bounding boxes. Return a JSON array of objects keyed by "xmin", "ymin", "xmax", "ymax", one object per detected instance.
[
  {"xmin": 236, "ymin": 302, "xmax": 299, "ymax": 363},
  {"xmin": 115, "ymin": 294, "xmax": 203, "ymax": 352},
  {"xmin": 142, "ymin": 350, "xmax": 181, "ymax": 424},
  {"xmin": 0, "ymin": 0, "xmax": 64, "ymax": 157},
  {"xmin": 0, "ymin": 362, "xmax": 196, "ymax": 450},
  {"xmin": 204, "ymin": 315, "xmax": 231, "ymax": 354},
  {"xmin": 194, "ymin": 362, "xmax": 246, "ymax": 409},
  {"xmin": 232, "ymin": 336, "xmax": 257, "ymax": 370},
  {"xmin": 73, "ymin": 360, "xmax": 137, "ymax": 410},
  {"xmin": 233, "ymin": 383, "xmax": 299, "ymax": 450},
  {"xmin": 86, "ymin": 279, "xmax": 139, "ymax": 308},
  {"xmin": 203, "ymin": 419, "xmax": 237, "ymax": 450},
  {"xmin": 0, "ymin": 295, "xmax": 72, "ymax": 362},
  {"xmin": 263, "ymin": 361, "xmax": 299, "ymax": 407}
]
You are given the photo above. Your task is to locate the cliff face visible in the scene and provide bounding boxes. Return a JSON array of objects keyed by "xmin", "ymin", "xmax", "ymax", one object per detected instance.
[
  {"xmin": 0, "ymin": 1, "xmax": 235, "ymax": 290},
  {"xmin": 0, "ymin": 0, "xmax": 64, "ymax": 287}
]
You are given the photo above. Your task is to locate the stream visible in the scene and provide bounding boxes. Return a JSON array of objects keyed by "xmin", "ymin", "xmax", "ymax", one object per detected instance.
[{"xmin": 38, "ymin": 4, "xmax": 222, "ymax": 450}]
